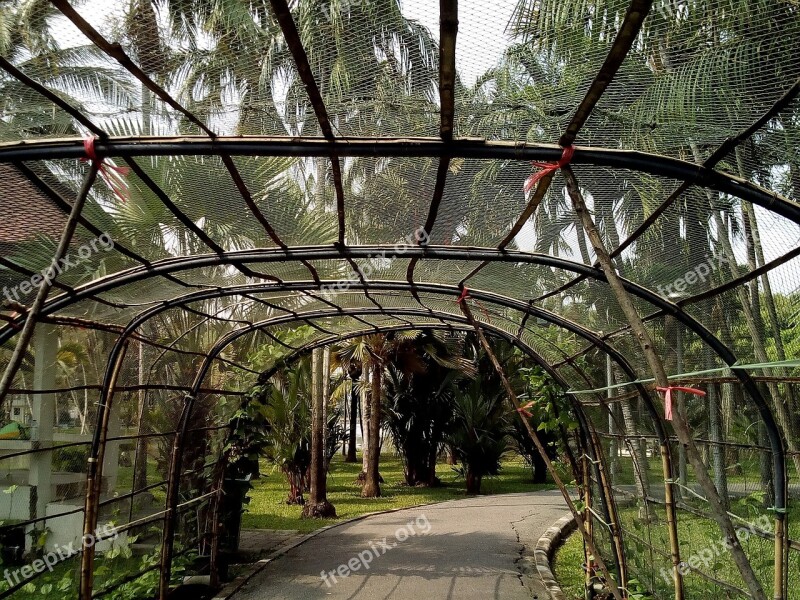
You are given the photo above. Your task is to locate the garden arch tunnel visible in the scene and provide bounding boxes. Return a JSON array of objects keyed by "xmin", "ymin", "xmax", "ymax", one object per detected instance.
[{"xmin": 0, "ymin": 0, "xmax": 799, "ymax": 599}]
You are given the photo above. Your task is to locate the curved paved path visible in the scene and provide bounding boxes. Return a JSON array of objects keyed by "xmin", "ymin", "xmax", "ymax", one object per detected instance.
[{"xmin": 231, "ymin": 490, "xmax": 568, "ymax": 600}]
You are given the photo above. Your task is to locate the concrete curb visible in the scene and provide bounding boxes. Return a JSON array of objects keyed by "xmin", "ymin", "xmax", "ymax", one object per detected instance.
[
  {"xmin": 534, "ymin": 512, "xmax": 578, "ymax": 600},
  {"xmin": 211, "ymin": 499, "xmax": 448, "ymax": 600}
]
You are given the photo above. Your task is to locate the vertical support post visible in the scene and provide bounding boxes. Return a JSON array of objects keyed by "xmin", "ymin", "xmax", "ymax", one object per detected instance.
[
  {"xmin": 676, "ymin": 326, "xmax": 687, "ymax": 492},
  {"xmin": 80, "ymin": 342, "xmax": 129, "ymax": 600},
  {"xmin": 564, "ymin": 166, "xmax": 765, "ymax": 600},
  {"xmin": 158, "ymin": 393, "xmax": 196, "ymax": 599},
  {"xmin": 774, "ymin": 512, "xmax": 786, "ymax": 600},
  {"xmin": 586, "ymin": 423, "xmax": 628, "ymax": 594},
  {"xmin": 29, "ymin": 324, "xmax": 57, "ymax": 534},
  {"xmin": 104, "ymin": 398, "xmax": 121, "ymax": 497},
  {"xmin": 582, "ymin": 452, "xmax": 594, "ymax": 598}
]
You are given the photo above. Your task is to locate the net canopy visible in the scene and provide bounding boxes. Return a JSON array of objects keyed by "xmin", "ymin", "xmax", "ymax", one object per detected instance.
[{"xmin": 0, "ymin": 0, "xmax": 799, "ymax": 598}]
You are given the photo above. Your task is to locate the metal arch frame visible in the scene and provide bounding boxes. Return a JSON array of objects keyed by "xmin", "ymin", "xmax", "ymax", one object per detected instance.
[
  {"xmin": 196, "ymin": 320, "xmax": 623, "ymax": 578},
  {"xmin": 0, "ymin": 244, "xmax": 791, "ymax": 342},
  {"xmin": 84, "ymin": 280, "xmax": 672, "ymax": 472},
  {"xmin": 87, "ymin": 283, "xmax": 677, "ymax": 599},
  {"xmin": 172, "ymin": 309, "xmax": 619, "ymax": 595},
  {"xmin": 0, "ymin": 0, "xmax": 792, "ymax": 596},
  {"xmin": 251, "ymin": 320, "xmax": 629, "ymax": 587},
  {"xmin": 67, "ymin": 262, "xmax": 789, "ymax": 597},
  {"xmin": 4, "ymin": 246, "xmax": 786, "ymax": 506},
  {"xmin": 1, "ymin": 137, "xmax": 798, "ymax": 224}
]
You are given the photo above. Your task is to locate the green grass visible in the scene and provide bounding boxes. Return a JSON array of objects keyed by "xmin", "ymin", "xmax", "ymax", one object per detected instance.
[
  {"xmin": 553, "ymin": 531, "xmax": 586, "ymax": 600},
  {"xmin": 554, "ymin": 500, "xmax": 800, "ymax": 600},
  {"xmin": 242, "ymin": 452, "xmax": 556, "ymax": 533}
]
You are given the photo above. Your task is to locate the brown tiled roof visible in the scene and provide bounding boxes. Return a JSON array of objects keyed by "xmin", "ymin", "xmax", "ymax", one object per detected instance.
[{"xmin": 0, "ymin": 164, "xmax": 67, "ymax": 244}]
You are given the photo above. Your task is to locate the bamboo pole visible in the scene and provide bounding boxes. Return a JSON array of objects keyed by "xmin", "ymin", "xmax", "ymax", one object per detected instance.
[
  {"xmin": 158, "ymin": 393, "xmax": 197, "ymax": 599},
  {"xmin": 563, "ymin": 166, "xmax": 768, "ymax": 600},
  {"xmin": 587, "ymin": 425, "xmax": 628, "ymax": 592},
  {"xmin": 582, "ymin": 452, "xmax": 595, "ymax": 597},
  {"xmin": 79, "ymin": 341, "xmax": 128, "ymax": 599},
  {"xmin": 457, "ymin": 297, "xmax": 625, "ymax": 600}
]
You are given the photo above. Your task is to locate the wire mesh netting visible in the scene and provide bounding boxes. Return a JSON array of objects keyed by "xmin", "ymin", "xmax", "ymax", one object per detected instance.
[{"xmin": 1, "ymin": 0, "xmax": 799, "ymax": 598}]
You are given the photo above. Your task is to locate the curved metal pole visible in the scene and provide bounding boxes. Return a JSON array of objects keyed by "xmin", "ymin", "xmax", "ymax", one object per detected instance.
[
  {"xmin": 0, "ymin": 137, "xmax": 797, "ymax": 224},
  {"xmin": 266, "ymin": 325, "xmax": 628, "ymax": 589},
  {"xmin": 5, "ymin": 243, "xmax": 776, "ymax": 512},
  {"xmin": 0, "ymin": 246, "xmax": 788, "ymax": 339},
  {"xmin": 74, "ymin": 275, "xmax": 782, "ymax": 599},
  {"xmin": 178, "ymin": 308, "xmax": 640, "ymax": 592},
  {"xmin": 170, "ymin": 313, "xmax": 614, "ymax": 592},
  {"xmin": 88, "ymin": 284, "xmax": 667, "ymax": 598}
]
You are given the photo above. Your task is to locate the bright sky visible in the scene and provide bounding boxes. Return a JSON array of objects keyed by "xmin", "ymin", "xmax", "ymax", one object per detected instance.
[{"xmin": 401, "ymin": 0, "xmax": 519, "ymax": 86}]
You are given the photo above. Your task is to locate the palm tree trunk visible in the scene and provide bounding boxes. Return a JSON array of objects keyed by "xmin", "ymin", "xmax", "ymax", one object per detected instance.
[
  {"xmin": 303, "ymin": 348, "xmax": 335, "ymax": 517},
  {"xmin": 360, "ymin": 370, "xmax": 370, "ymax": 475},
  {"xmin": 711, "ymin": 204, "xmax": 800, "ymax": 479},
  {"xmin": 322, "ymin": 346, "xmax": 331, "ymax": 469},
  {"xmin": 346, "ymin": 377, "xmax": 358, "ymax": 462},
  {"xmin": 619, "ymin": 397, "xmax": 653, "ymax": 516},
  {"xmin": 362, "ymin": 360, "xmax": 382, "ymax": 497}
]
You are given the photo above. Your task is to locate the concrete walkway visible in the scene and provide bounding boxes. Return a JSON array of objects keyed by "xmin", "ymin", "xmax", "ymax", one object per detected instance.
[{"xmin": 231, "ymin": 490, "xmax": 568, "ymax": 600}]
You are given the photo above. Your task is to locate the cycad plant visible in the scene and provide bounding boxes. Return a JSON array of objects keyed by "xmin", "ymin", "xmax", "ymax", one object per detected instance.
[
  {"xmin": 448, "ymin": 373, "xmax": 510, "ymax": 494},
  {"xmin": 255, "ymin": 357, "xmax": 312, "ymax": 505}
]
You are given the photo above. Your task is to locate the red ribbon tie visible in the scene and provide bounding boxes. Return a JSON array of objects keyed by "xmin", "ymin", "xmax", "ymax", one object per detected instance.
[
  {"xmin": 656, "ymin": 386, "xmax": 706, "ymax": 421},
  {"xmin": 516, "ymin": 400, "xmax": 536, "ymax": 418},
  {"xmin": 524, "ymin": 145, "xmax": 575, "ymax": 195},
  {"xmin": 82, "ymin": 137, "xmax": 131, "ymax": 202}
]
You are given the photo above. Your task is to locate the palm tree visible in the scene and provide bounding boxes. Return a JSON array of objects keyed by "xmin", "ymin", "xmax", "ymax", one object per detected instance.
[
  {"xmin": 383, "ymin": 331, "xmax": 476, "ymax": 486},
  {"xmin": 302, "ymin": 346, "xmax": 336, "ymax": 517},
  {"xmin": 448, "ymin": 372, "xmax": 510, "ymax": 494}
]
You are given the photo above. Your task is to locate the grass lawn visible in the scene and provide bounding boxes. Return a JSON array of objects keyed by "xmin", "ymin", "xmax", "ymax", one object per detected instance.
[
  {"xmin": 242, "ymin": 452, "xmax": 558, "ymax": 533},
  {"xmin": 554, "ymin": 501, "xmax": 800, "ymax": 600},
  {"xmin": 553, "ymin": 531, "xmax": 586, "ymax": 600}
]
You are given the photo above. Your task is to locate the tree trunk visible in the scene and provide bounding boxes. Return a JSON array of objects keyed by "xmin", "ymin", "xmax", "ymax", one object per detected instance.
[
  {"xmin": 303, "ymin": 348, "xmax": 335, "ymax": 518},
  {"xmin": 360, "ymin": 370, "xmax": 370, "ymax": 476},
  {"xmin": 465, "ymin": 469, "xmax": 481, "ymax": 494},
  {"xmin": 741, "ymin": 194, "xmax": 800, "ymax": 478},
  {"xmin": 362, "ymin": 361, "xmax": 382, "ymax": 497},
  {"xmin": 712, "ymin": 204, "xmax": 800, "ymax": 479},
  {"xmin": 531, "ymin": 448, "xmax": 547, "ymax": 484},
  {"xmin": 321, "ymin": 346, "xmax": 331, "ymax": 470},
  {"xmin": 346, "ymin": 377, "xmax": 358, "ymax": 462},
  {"xmin": 565, "ymin": 167, "xmax": 767, "ymax": 600}
]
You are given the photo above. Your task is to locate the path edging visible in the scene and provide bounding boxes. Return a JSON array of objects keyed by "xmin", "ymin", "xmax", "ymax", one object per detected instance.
[{"xmin": 534, "ymin": 512, "xmax": 577, "ymax": 600}]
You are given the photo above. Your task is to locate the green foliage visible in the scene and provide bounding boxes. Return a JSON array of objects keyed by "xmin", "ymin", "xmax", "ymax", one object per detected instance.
[
  {"xmin": 381, "ymin": 331, "xmax": 473, "ymax": 487},
  {"xmin": 247, "ymin": 357, "xmax": 312, "ymax": 504},
  {"xmin": 448, "ymin": 373, "xmax": 510, "ymax": 494},
  {"xmin": 247, "ymin": 326, "xmax": 316, "ymax": 372},
  {"xmin": 52, "ymin": 446, "xmax": 89, "ymax": 474}
]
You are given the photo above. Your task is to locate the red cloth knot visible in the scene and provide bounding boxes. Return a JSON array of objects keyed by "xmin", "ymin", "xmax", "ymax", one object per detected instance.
[
  {"xmin": 524, "ymin": 145, "xmax": 575, "ymax": 194},
  {"xmin": 656, "ymin": 385, "xmax": 706, "ymax": 421},
  {"xmin": 82, "ymin": 137, "xmax": 130, "ymax": 202},
  {"xmin": 516, "ymin": 400, "xmax": 536, "ymax": 418}
]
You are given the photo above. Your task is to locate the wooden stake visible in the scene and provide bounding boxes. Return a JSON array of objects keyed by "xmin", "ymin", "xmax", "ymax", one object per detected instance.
[{"xmin": 563, "ymin": 166, "xmax": 767, "ymax": 600}]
